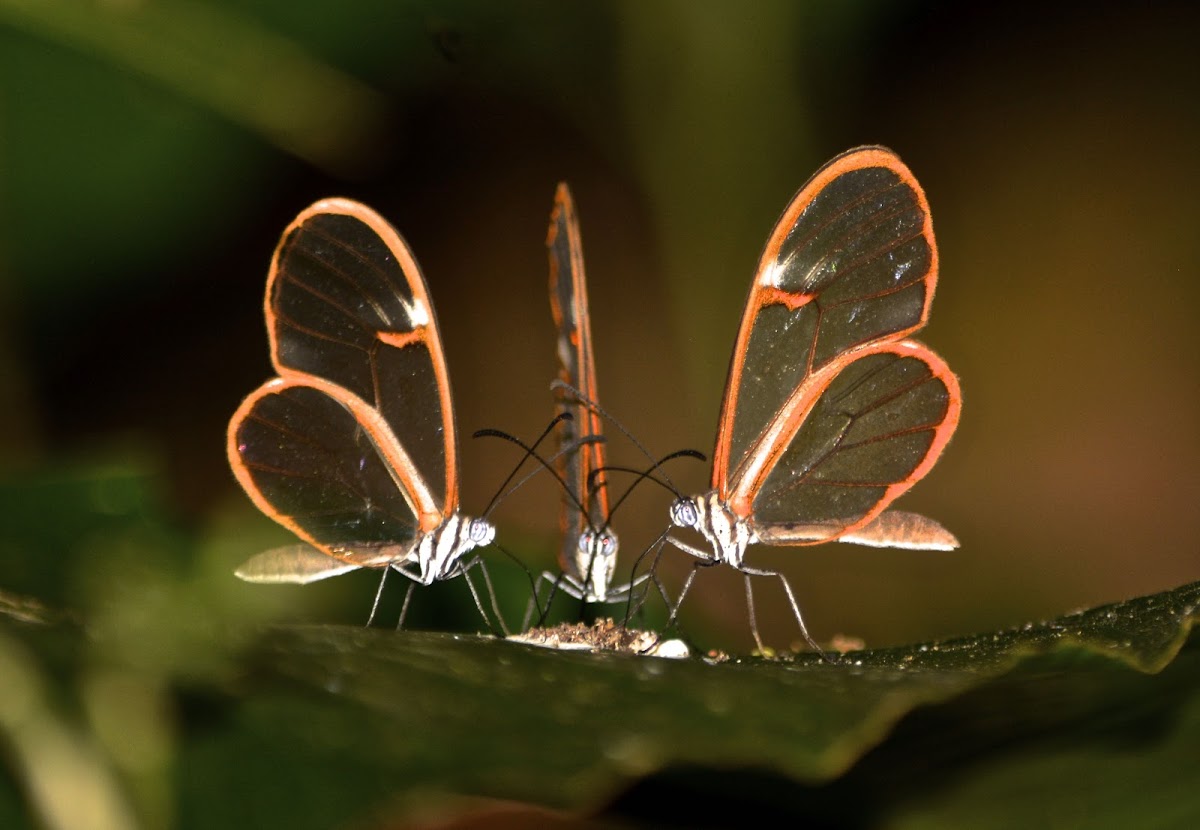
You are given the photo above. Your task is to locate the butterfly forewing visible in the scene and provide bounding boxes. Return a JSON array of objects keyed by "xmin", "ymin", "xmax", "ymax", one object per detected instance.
[
  {"xmin": 266, "ymin": 199, "xmax": 456, "ymax": 515},
  {"xmin": 715, "ymin": 147, "xmax": 938, "ymax": 494},
  {"xmin": 228, "ymin": 377, "xmax": 427, "ymax": 562},
  {"xmin": 737, "ymin": 342, "xmax": 960, "ymax": 543},
  {"xmin": 548, "ymin": 184, "xmax": 611, "ymax": 559}
]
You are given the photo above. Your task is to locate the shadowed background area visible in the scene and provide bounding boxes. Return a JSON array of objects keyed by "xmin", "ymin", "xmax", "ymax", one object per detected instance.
[{"xmin": 1, "ymin": 1, "xmax": 1197, "ymax": 654}]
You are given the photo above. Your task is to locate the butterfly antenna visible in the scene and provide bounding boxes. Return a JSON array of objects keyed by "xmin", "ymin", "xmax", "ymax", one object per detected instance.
[
  {"xmin": 588, "ymin": 449, "xmax": 707, "ymax": 530},
  {"xmin": 552, "ymin": 379, "xmax": 688, "ymax": 492},
  {"xmin": 474, "ymin": 412, "xmax": 573, "ymax": 516},
  {"xmin": 474, "ymin": 427, "xmax": 597, "ymax": 520},
  {"xmin": 621, "ymin": 527, "xmax": 672, "ymax": 621},
  {"xmin": 490, "ymin": 540, "xmax": 547, "ymax": 623},
  {"xmin": 504, "ymin": 436, "xmax": 607, "ymax": 513}
]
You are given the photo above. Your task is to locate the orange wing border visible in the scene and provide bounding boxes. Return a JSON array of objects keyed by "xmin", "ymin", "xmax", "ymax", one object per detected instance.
[
  {"xmin": 712, "ymin": 147, "xmax": 938, "ymax": 496},
  {"xmin": 262, "ymin": 198, "xmax": 460, "ymax": 521}
]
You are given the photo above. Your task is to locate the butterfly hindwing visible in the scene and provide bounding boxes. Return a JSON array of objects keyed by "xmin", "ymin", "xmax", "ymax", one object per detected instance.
[
  {"xmin": 735, "ymin": 341, "xmax": 961, "ymax": 544},
  {"xmin": 227, "ymin": 376, "xmax": 427, "ymax": 565},
  {"xmin": 234, "ymin": 544, "xmax": 389, "ymax": 585},
  {"xmin": 713, "ymin": 147, "xmax": 939, "ymax": 497},
  {"xmin": 265, "ymin": 199, "xmax": 457, "ymax": 518}
]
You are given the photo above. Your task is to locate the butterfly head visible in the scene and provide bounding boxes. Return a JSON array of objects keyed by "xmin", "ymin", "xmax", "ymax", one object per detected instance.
[
  {"xmin": 670, "ymin": 493, "xmax": 750, "ymax": 568},
  {"xmin": 669, "ymin": 496, "xmax": 701, "ymax": 530},
  {"xmin": 574, "ymin": 527, "xmax": 619, "ymax": 602},
  {"xmin": 418, "ymin": 514, "xmax": 496, "ymax": 584}
]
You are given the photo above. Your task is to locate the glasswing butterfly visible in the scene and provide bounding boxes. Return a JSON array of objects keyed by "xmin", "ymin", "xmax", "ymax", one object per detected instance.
[
  {"xmin": 666, "ymin": 146, "xmax": 962, "ymax": 651},
  {"xmin": 542, "ymin": 182, "xmax": 659, "ymax": 607},
  {"xmin": 228, "ymin": 198, "xmax": 498, "ymax": 625}
]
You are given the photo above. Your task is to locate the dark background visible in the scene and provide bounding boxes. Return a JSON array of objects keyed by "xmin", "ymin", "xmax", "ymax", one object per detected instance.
[{"xmin": 1, "ymin": 2, "xmax": 1197, "ymax": 652}]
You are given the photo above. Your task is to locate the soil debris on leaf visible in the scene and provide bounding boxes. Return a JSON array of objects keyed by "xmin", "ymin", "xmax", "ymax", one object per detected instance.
[{"xmin": 508, "ymin": 618, "xmax": 689, "ymax": 658}]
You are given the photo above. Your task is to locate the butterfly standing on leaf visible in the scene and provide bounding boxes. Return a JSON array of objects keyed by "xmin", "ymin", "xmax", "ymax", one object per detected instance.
[
  {"xmin": 665, "ymin": 146, "xmax": 962, "ymax": 652},
  {"xmin": 227, "ymin": 198, "xmax": 502, "ymax": 629},
  {"xmin": 540, "ymin": 183, "xmax": 634, "ymax": 606}
]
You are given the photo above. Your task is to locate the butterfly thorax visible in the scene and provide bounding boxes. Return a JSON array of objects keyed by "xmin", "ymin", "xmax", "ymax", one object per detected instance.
[
  {"xmin": 415, "ymin": 513, "xmax": 496, "ymax": 585},
  {"xmin": 670, "ymin": 492, "xmax": 755, "ymax": 568},
  {"xmin": 570, "ymin": 527, "xmax": 619, "ymax": 603}
]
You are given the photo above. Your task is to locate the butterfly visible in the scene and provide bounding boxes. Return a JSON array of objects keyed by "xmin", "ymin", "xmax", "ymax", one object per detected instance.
[
  {"xmin": 542, "ymin": 183, "xmax": 630, "ymax": 605},
  {"xmin": 228, "ymin": 198, "xmax": 498, "ymax": 625},
  {"xmin": 665, "ymin": 146, "xmax": 962, "ymax": 651}
]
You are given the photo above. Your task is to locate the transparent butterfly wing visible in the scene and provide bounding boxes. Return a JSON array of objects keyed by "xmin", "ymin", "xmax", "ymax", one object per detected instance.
[
  {"xmin": 712, "ymin": 147, "xmax": 960, "ymax": 545},
  {"xmin": 739, "ymin": 342, "xmax": 960, "ymax": 544},
  {"xmin": 265, "ymin": 199, "xmax": 458, "ymax": 517},
  {"xmin": 228, "ymin": 377, "xmax": 427, "ymax": 564},
  {"xmin": 714, "ymin": 147, "xmax": 940, "ymax": 496},
  {"xmin": 547, "ymin": 184, "xmax": 612, "ymax": 579}
]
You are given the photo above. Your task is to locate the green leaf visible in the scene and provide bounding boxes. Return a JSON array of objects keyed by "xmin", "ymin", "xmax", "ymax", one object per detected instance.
[
  {"xmin": 182, "ymin": 580, "xmax": 1198, "ymax": 824},
  {"xmin": 1, "ymin": 463, "xmax": 1197, "ymax": 825}
]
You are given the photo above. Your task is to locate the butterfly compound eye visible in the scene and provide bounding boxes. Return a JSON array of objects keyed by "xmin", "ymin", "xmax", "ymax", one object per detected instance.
[
  {"xmin": 670, "ymin": 497, "xmax": 699, "ymax": 529},
  {"xmin": 469, "ymin": 518, "xmax": 496, "ymax": 546}
]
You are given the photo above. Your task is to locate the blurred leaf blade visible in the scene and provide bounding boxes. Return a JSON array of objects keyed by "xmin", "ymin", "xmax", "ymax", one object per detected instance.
[
  {"xmin": 219, "ymin": 579, "xmax": 1200, "ymax": 814},
  {"xmin": 0, "ymin": 0, "xmax": 389, "ymax": 172},
  {"xmin": 3, "ymin": 473, "xmax": 1197, "ymax": 827}
]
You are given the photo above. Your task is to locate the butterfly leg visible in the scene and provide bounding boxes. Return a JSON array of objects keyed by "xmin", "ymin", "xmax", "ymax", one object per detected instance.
[
  {"xmin": 468, "ymin": 555, "xmax": 511, "ymax": 636},
  {"xmin": 521, "ymin": 574, "xmax": 550, "ymax": 631},
  {"xmin": 524, "ymin": 570, "xmax": 592, "ymax": 629},
  {"xmin": 661, "ymin": 534, "xmax": 721, "ymax": 635},
  {"xmin": 623, "ymin": 569, "xmax": 674, "ymax": 657},
  {"xmin": 396, "ymin": 581, "xmax": 417, "ymax": 630},
  {"xmin": 736, "ymin": 562, "xmax": 828, "ymax": 659},
  {"xmin": 612, "ymin": 572, "xmax": 659, "ymax": 629},
  {"xmin": 646, "ymin": 539, "xmax": 676, "ymax": 618},
  {"xmin": 634, "ymin": 570, "xmax": 674, "ymax": 631},
  {"xmin": 622, "ymin": 528, "xmax": 671, "ymax": 624},
  {"xmin": 524, "ymin": 571, "xmax": 570, "ymax": 629},
  {"xmin": 662, "ymin": 558, "xmax": 719, "ymax": 642},
  {"xmin": 366, "ymin": 565, "xmax": 392, "ymax": 626},
  {"xmin": 742, "ymin": 573, "xmax": 767, "ymax": 654},
  {"xmin": 388, "ymin": 562, "xmax": 431, "ymax": 630},
  {"xmin": 459, "ymin": 560, "xmax": 507, "ymax": 636}
]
